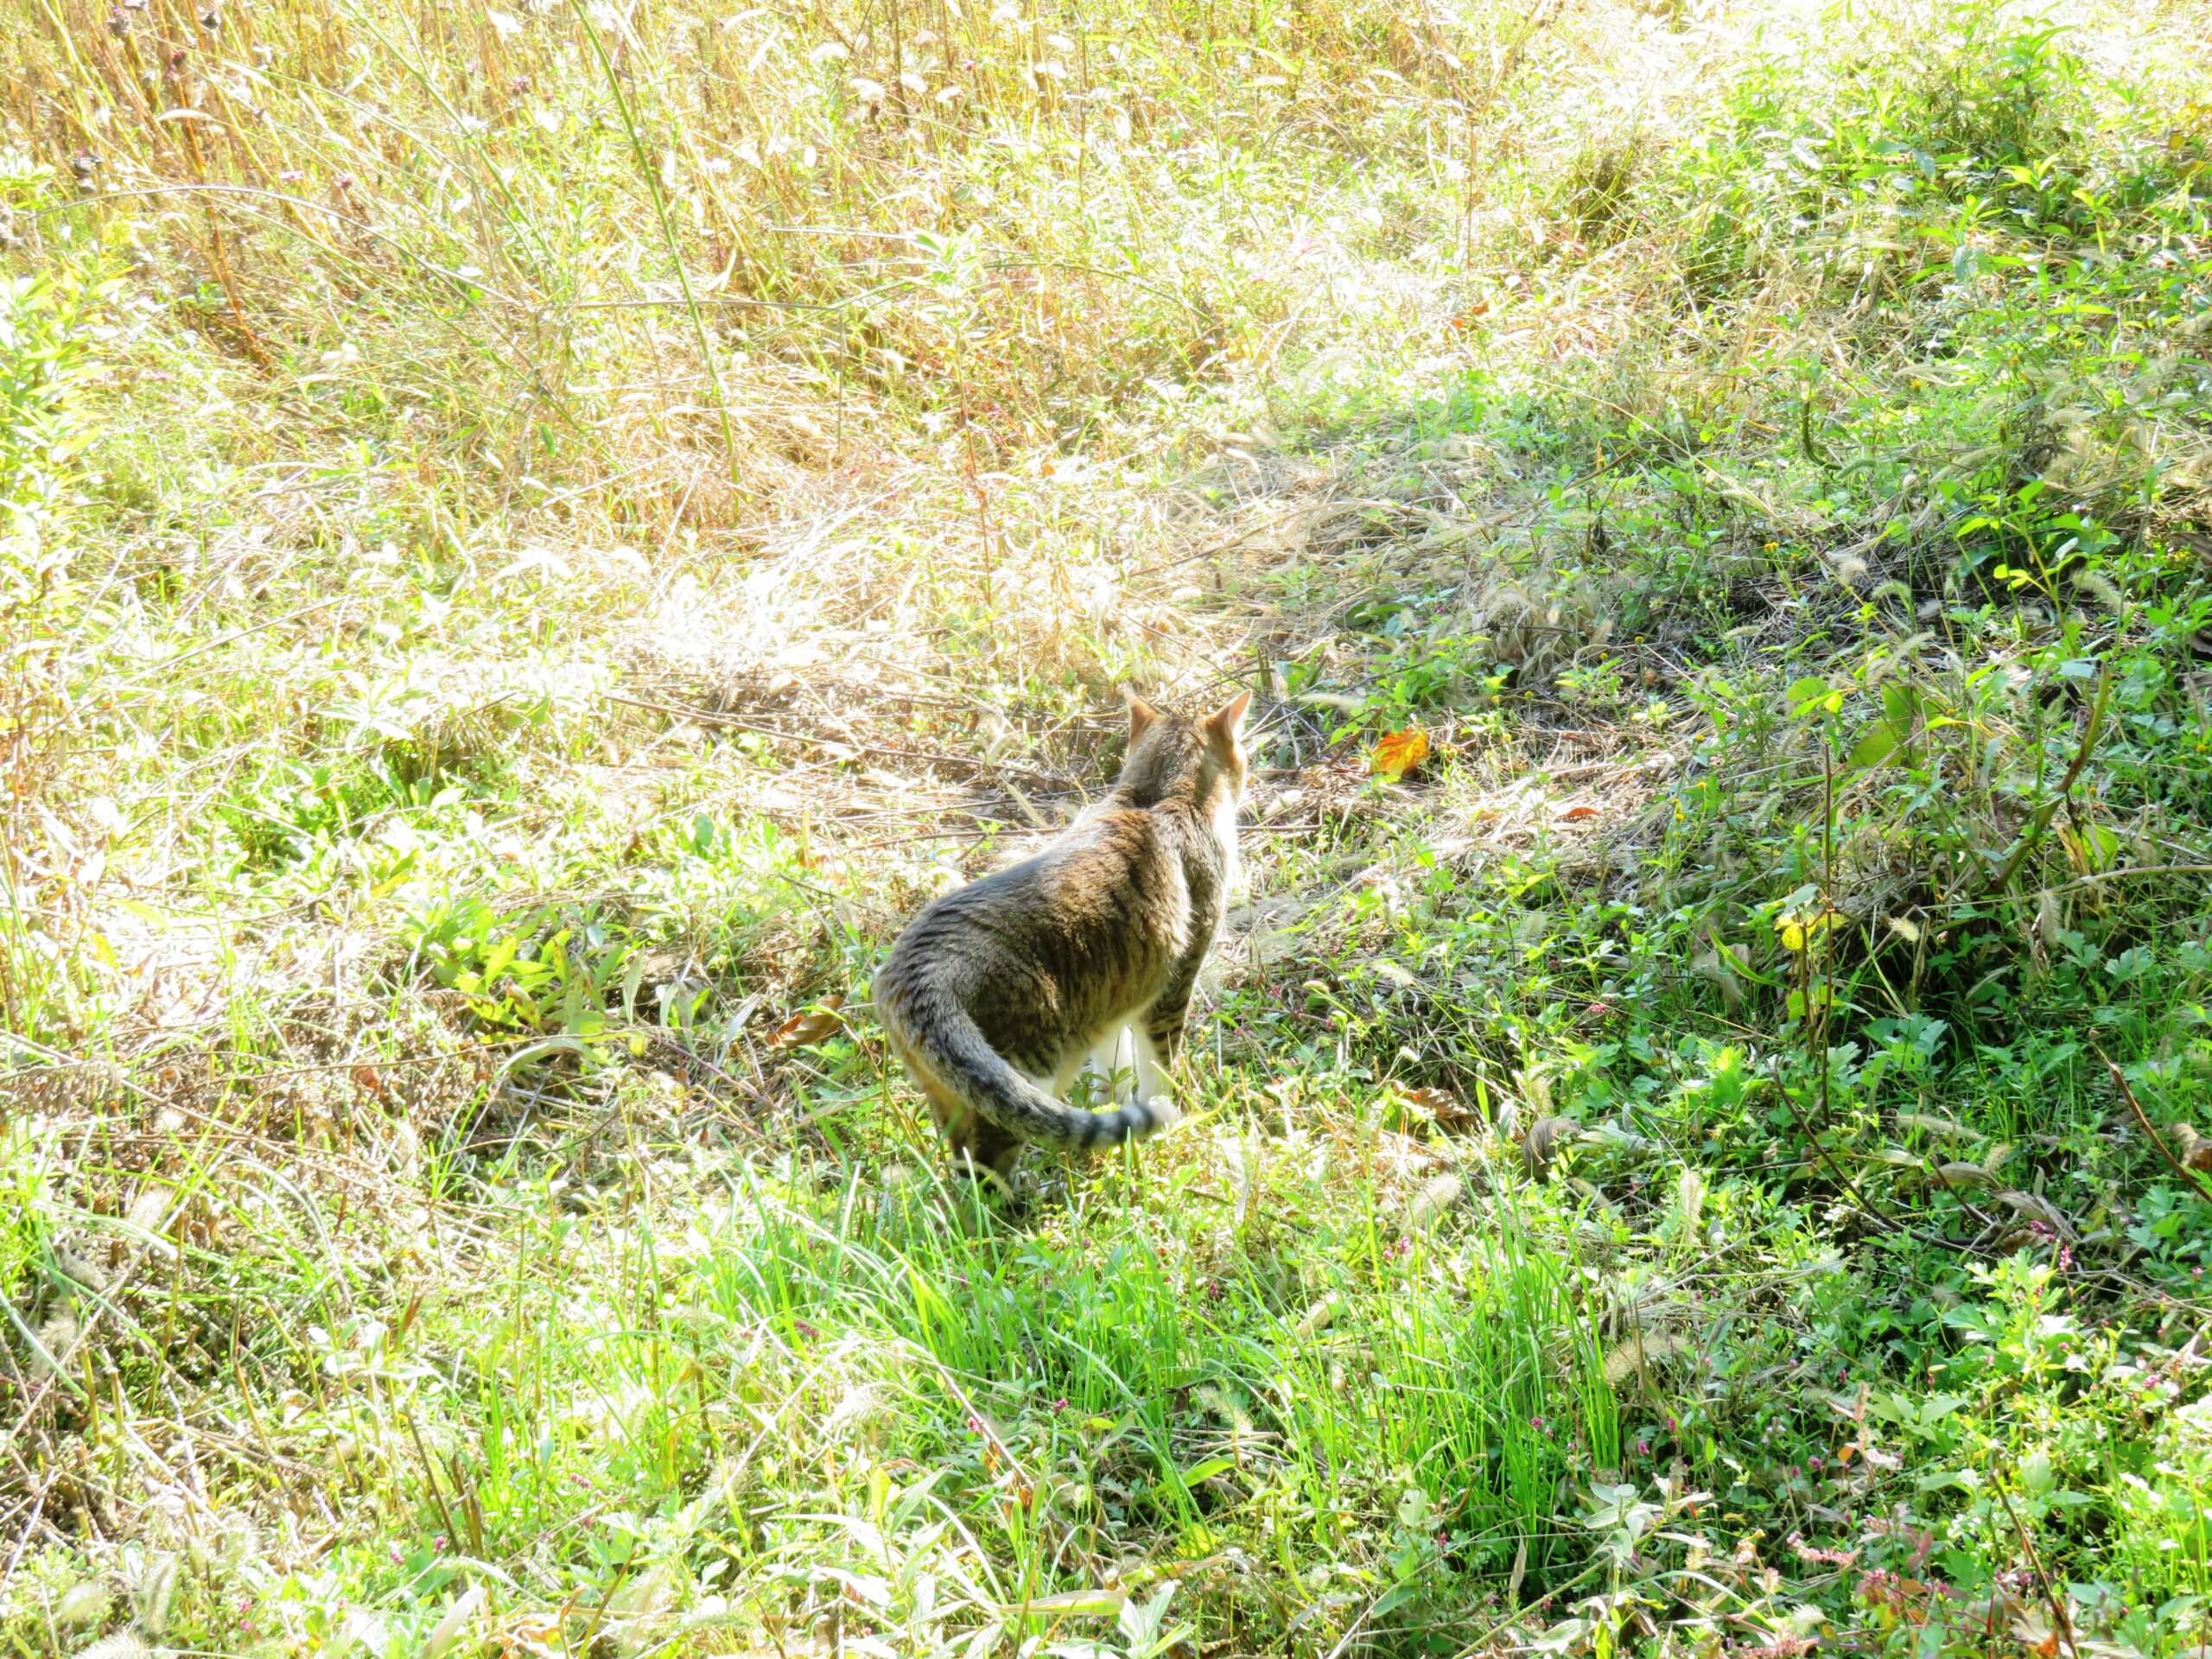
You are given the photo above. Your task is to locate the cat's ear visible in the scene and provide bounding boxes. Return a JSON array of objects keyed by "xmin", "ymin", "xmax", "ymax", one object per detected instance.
[
  {"xmin": 1203, "ymin": 689, "xmax": 1251, "ymax": 753},
  {"xmin": 1123, "ymin": 688, "xmax": 1160, "ymax": 745}
]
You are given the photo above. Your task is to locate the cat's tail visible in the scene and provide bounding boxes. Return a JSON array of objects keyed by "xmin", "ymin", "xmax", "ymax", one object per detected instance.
[{"xmin": 878, "ymin": 981, "xmax": 1176, "ymax": 1150}]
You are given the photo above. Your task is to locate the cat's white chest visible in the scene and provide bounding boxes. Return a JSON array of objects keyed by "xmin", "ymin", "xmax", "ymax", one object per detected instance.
[{"xmin": 1212, "ymin": 794, "xmax": 1243, "ymax": 898}]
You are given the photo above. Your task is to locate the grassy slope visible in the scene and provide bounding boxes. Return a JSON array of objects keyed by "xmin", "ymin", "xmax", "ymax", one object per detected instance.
[{"xmin": 4, "ymin": 0, "xmax": 2212, "ymax": 1651}]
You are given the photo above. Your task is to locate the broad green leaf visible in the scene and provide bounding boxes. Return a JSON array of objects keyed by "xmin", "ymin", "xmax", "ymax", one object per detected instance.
[
  {"xmin": 1785, "ymin": 676, "xmax": 1831, "ymax": 717},
  {"xmin": 1848, "ymin": 720, "xmax": 1904, "ymax": 770}
]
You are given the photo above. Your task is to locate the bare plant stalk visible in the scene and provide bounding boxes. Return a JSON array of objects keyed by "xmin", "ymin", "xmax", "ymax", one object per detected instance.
[
  {"xmin": 1821, "ymin": 731, "xmax": 1838, "ymax": 1129},
  {"xmin": 567, "ymin": 0, "xmax": 741, "ymax": 485},
  {"xmin": 2098, "ymin": 1044, "xmax": 2212, "ymax": 1199},
  {"xmin": 1991, "ymin": 662, "xmax": 2111, "ymax": 893},
  {"xmin": 1993, "ymin": 1476, "xmax": 2079, "ymax": 1659}
]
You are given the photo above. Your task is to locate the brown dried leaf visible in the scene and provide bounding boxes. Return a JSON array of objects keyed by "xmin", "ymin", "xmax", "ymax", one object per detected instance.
[
  {"xmin": 768, "ymin": 995, "xmax": 846, "ymax": 1049},
  {"xmin": 2172, "ymin": 1122, "xmax": 2212, "ymax": 1171},
  {"xmin": 2008, "ymin": 1605, "xmax": 2062, "ymax": 1658}
]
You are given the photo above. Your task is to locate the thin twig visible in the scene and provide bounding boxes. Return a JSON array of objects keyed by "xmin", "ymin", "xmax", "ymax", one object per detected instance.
[
  {"xmin": 0, "ymin": 1479, "xmax": 51, "ymax": 1598},
  {"xmin": 115, "ymin": 600, "xmax": 341, "ymax": 682},
  {"xmin": 1767, "ymin": 1060, "xmax": 1988, "ymax": 1256},
  {"xmin": 404, "ymin": 1408, "xmax": 465, "ymax": 1550},
  {"xmin": 2097, "ymin": 1044, "xmax": 2212, "ymax": 1198},
  {"xmin": 645, "ymin": 1030, "xmax": 779, "ymax": 1121},
  {"xmin": 1993, "ymin": 1475, "xmax": 2078, "ymax": 1659},
  {"xmin": 2052, "ymin": 863, "xmax": 2212, "ymax": 894}
]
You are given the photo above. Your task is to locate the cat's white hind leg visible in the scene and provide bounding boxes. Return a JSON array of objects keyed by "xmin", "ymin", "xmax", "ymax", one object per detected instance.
[
  {"xmin": 1129, "ymin": 1026, "xmax": 1171, "ymax": 1107},
  {"xmin": 1064, "ymin": 1027, "xmax": 1147, "ymax": 1105},
  {"xmin": 1059, "ymin": 1027, "xmax": 1172, "ymax": 1109},
  {"xmin": 1057, "ymin": 1033, "xmax": 1121, "ymax": 1104}
]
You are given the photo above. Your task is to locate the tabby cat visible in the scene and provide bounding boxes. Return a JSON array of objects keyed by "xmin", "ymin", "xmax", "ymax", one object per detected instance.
[{"xmin": 874, "ymin": 688, "xmax": 1250, "ymax": 1187}]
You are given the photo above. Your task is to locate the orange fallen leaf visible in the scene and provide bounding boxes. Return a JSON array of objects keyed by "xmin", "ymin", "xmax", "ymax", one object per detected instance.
[
  {"xmin": 496, "ymin": 1613, "xmax": 569, "ymax": 1659},
  {"xmin": 1370, "ymin": 728, "xmax": 1429, "ymax": 781},
  {"xmin": 768, "ymin": 995, "xmax": 846, "ymax": 1048},
  {"xmin": 1396, "ymin": 1084, "xmax": 1481, "ymax": 1127}
]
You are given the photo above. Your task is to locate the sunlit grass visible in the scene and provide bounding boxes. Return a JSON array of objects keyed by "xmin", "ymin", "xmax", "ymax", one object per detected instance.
[{"xmin": 6, "ymin": 0, "xmax": 2212, "ymax": 1650}]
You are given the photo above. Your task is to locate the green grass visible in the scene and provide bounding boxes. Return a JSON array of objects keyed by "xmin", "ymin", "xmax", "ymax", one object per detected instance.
[{"xmin": 5, "ymin": 0, "xmax": 2212, "ymax": 1651}]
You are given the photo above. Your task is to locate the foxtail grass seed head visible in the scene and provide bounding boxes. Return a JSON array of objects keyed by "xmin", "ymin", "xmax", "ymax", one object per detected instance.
[
  {"xmin": 1407, "ymin": 1171, "xmax": 1462, "ymax": 1226},
  {"xmin": 53, "ymin": 1242, "xmax": 108, "ymax": 1293},
  {"xmin": 53, "ymin": 1582, "xmax": 111, "ymax": 1632},
  {"xmin": 2038, "ymin": 887, "xmax": 2063, "ymax": 951},
  {"xmin": 1675, "ymin": 1166, "xmax": 1706, "ymax": 1234},
  {"xmin": 124, "ymin": 1183, "xmax": 176, "ymax": 1236},
  {"xmin": 124, "ymin": 1549, "xmax": 181, "ymax": 1637},
  {"xmin": 30, "ymin": 1308, "xmax": 82, "ymax": 1382}
]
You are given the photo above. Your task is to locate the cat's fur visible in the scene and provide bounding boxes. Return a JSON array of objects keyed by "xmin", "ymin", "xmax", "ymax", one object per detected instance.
[{"xmin": 874, "ymin": 689, "xmax": 1250, "ymax": 1185}]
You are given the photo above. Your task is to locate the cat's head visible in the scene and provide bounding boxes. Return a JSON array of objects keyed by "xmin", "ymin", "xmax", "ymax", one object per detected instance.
[{"xmin": 1118, "ymin": 688, "xmax": 1251, "ymax": 808}]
